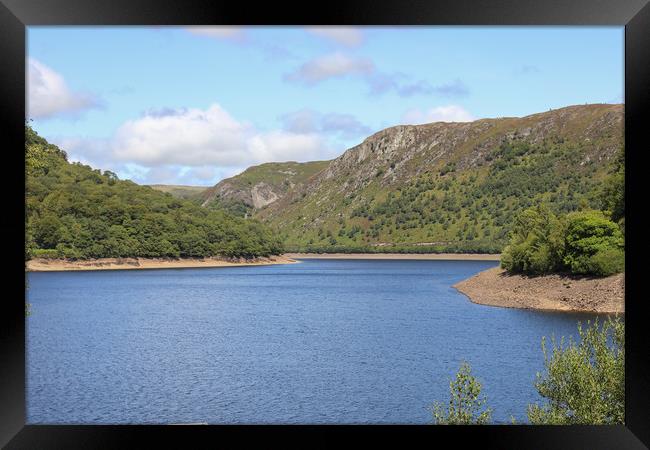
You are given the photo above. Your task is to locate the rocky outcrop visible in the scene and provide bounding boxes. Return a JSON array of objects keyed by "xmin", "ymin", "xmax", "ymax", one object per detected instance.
[{"xmin": 201, "ymin": 161, "xmax": 329, "ymax": 210}]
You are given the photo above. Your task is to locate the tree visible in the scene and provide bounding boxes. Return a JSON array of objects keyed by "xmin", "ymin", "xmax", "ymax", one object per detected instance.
[
  {"xmin": 563, "ymin": 210, "xmax": 624, "ymax": 276},
  {"xmin": 500, "ymin": 205, "xmax": 565, "ymax": 274},
  {"xmin": 431, "ymin": 362, "xmax": 492, "ymax": 424},
  {"xmin": 527, "ymin": 317, "xmax": 624, "ymax": 424},
  {"xmin": 599, "ymin": 147, "xmax": 624, "ymax": 223}
]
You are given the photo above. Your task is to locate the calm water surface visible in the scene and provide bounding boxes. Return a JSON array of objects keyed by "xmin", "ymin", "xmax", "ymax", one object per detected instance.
[{"xmin": 27, "ymin": 259, "xmax": 603, "ymax": 424}]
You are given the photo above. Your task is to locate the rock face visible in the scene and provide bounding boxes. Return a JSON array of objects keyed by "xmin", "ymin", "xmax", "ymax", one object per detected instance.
[
  {"xmin": 201, "ymin": 161, "xmax": 329, "ymax": 210},
  {"xmin": 251, "ymin": 182, "xmax": 280, "ymax": 209},
  {"xmin": 453, "ymin": 267, "xmax": 624, "ymax": 313}
]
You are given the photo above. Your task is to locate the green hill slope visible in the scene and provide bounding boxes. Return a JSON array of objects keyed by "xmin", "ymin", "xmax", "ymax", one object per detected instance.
[
  {"xmin": 25, "ymin": 127, "xmax": 283, "ymax": 260},
  {"xmin": 255, "ymin": 104, "xmax": 623, "ymax": 253},
  {"xmin": 148, "ymin": 184, "xmax": 208, "ymax": 200},
  {"xmin": 200, "ymin": 161, "xmax": 330, "ymax": 216}
]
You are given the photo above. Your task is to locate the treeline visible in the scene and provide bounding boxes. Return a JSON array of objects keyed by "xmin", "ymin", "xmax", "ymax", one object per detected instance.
[
  {"xmin": 501, "ymin": 149, "xmax": 624, "ymax": 276},
  {"xmin": 25, "ymin": 126, "xmax": 283, "ymax": 260},
  {"xmin": 286, "ymin": 240, "xmax": 501, "ymax": 254}
]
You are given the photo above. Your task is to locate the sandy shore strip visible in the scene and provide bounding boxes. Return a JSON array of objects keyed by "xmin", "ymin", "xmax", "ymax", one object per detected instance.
[
  {"xmin": 454, "ymin": 267, "xmax": 624, "ymax": 314},
  {"xmin": 26, "ymin": 255, "xmax": 297, "ymax": 272},
  {"xmin": 285, "ymin": 253, "xmax": 501, "ymax": 261}
]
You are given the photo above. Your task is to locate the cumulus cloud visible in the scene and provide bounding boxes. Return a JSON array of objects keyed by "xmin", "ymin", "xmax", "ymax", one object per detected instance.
[
  {"xmin": 185, "ymin": 26, "xmax": 247, "ymax": 42},
  {"xmin": 54, "ymin": 103, "xmax": 336, "ymax": 185},
  {"xmin": 305, "ymin": 27, "xmax": 364, "ymax": 47},
  {"xmin": 284, "ymin": 52, "xmax": 375, "ymax": 84},
  {"xmin": 281, "ymin": 109, "xmax": 372, "ymax": 140},
  {"xmin": 27, "ymin": 58, "xmax": 101, "ymax": 119},
  {"xmin": 400, "ymin": 105, "xmax": 475, "ymax": 125},
  {"xmin": 113, "ymin": 104, "xmax": 329, "ymax": 166}
]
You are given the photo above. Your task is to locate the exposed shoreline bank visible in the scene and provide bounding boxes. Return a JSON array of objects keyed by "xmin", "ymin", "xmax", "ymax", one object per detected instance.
[
  {"xmin": 285, "ymin": 253, "xmax": 501, "ymax": 261},
  {"xmin": 26, "ymin": 255, "xmax": 298, "ymax": 272},
  {"xmin": 26, "ymin": 253, "xmax": 501, "ymax": 272},
  {"xmin": 454, "ymin": 267, "xmax": 624, "ymax": 314}
]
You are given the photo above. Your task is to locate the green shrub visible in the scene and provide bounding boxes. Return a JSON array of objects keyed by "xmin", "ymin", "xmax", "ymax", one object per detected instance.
[
  {"xmin": 431, "ymin": 362, "xmax": 492, "ymax": 425},
  {"xmin": 500, "ymin": 205, "xmax": 565, "ymax": 274},
  {"xmin": 502, "ymin": 207, "xmax": 624, "ymax": 277},
  {"xmin": 584, "ymin": 247, "xmax": 625, "ymax": 277},
  {"xmin": 528, "ymin": 317, "xmax": 624, "ymax": 424},
  {"xmin": 563, "ymin": 210, "xmax": 624, "ymax": 275},
  {"xmin": 31, "ymin": 248, "xmax": 59, "ymax": 259}
]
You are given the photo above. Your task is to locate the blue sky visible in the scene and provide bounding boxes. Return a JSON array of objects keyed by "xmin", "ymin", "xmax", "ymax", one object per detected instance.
[{"xmin": 27, "ymin": 26, "xmax": 624, "ymax": 186}]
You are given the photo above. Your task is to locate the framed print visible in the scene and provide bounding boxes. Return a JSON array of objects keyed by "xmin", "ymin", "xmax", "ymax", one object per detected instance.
[{"xmin": 1, "ymin": 0, "xmax": 648, "ymax": 448}]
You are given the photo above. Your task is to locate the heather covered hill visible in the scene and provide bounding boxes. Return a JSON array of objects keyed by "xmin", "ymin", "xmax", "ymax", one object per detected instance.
[{"xmin": 254, "ymin": 104, "xmax": 623, "ymax": 253}]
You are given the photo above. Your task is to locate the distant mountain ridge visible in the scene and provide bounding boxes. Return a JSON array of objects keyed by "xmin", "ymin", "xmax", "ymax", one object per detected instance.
[
  {"xmin": 148, "ymin": 184, "xmax": 208, "ymax": 200},
  {"xmin": 205, "ymin": 103, "xmax": 624, "ymax": 253}
]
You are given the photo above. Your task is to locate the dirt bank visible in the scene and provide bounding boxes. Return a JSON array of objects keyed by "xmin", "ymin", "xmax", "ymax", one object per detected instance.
[
  {"xmin": 26, "ymin": 255, "xmax": 297, "ymax": 272},
  {"xmin": 285, "ymin": 253, "xmax": 501, "ymax": 261},
  {"xmin": 453, "ymin": 267, "xmax": 624, "ymax": 314}
]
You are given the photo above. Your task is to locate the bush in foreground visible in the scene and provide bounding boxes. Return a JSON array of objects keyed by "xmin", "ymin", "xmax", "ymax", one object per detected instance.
[
  {"xmin": 527, "ymin": 317, "xmax": 624, "ymax": 424},
  {"xmin": 431, "ymin": 362, "xmax": 492, "ymax": 424},
  {"xmin": 431, "ymin": 318, "xmax": 624, "ymax": 425}
]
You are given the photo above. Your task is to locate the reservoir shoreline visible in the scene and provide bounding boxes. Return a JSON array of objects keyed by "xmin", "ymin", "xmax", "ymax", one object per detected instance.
[
  {"xmin": 26, "ymin": 255, "xmax": 298, "ymax": 272},
  {"xmin": 25, "ymin": 253, "xmax": 500, "ymax": 272},
  {"xmin": 285, "ymin": 253, "xmax": 501, "ymax": 261},
  {"xmin": 454, "ymin": 267, "xmax": 624, "ymax": 314}
]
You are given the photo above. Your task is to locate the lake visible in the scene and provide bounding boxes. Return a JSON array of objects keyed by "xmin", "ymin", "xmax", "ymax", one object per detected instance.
[{"xmin": 26, "ymin": 259, "xmax": 603, "ymax": 424}]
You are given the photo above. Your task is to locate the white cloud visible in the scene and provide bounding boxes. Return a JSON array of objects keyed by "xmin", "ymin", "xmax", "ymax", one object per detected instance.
[
  {"xmin": 185, "ymin": 26, "xmax": 247, "ymax": 42},
  {"xmin": 27, "ymin": 58, "xmax": 100, "ymax": 119},
  {"xmin": 400, "ymin": 105, "xmax": 475, "ymax": 125},
  {"xmin": 112, "ymin": 104, "xmax": 250, "ymax": 166},
  {"xmin": 54, "ymin": 103, "xmax": 334, "ymax": 185},
  {"xmin": 284, "ymin": 52, "xmax": 374, "ymax": 84},
  {"xmin": 305, "ymin": 27, "xmax": 364, "ymax": 47}
]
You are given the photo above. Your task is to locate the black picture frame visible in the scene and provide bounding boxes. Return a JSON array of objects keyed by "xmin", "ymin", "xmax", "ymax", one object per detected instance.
[{"xmin": 1, "ymin": 0, "xmax": 648, "ymax": 448}]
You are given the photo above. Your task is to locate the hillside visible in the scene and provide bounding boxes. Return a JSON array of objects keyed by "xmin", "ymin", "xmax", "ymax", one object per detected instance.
[
  {"xmin": 148, "ymin": 184, "xmax": 208, "ymax": 200},
  {"xmin": 25, "ymin": 127, "xmax": 283, "ymax": 260},
  {"xmin": 200, "ymin": 160, "xmax": 330, "ymax": 216},
  {"xmin": 253, "ymin": 104, "xmax": 623, "ymax": 253}
]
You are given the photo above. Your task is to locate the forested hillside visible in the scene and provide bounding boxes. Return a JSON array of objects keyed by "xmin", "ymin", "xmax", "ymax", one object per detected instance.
[
  {"xmin": 253, "ymin": 104, "xmax": 623, "ymax": 253},
  {"xmin": 25, "ymin": 126, "xmax": 283, "ymax": 260}
]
